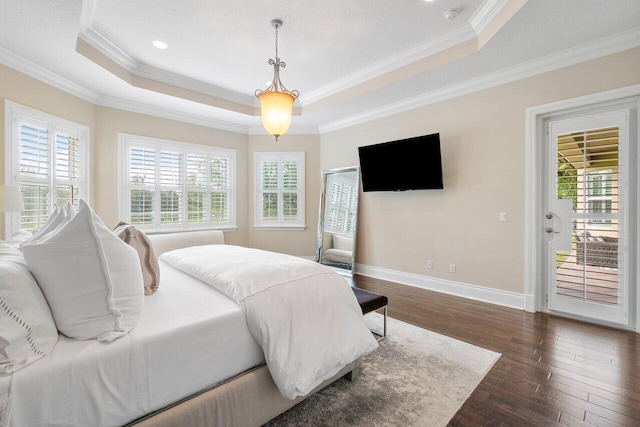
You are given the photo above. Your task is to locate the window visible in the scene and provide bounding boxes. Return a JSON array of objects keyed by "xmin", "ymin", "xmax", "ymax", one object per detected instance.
[
  {"xmin": 586, "ymin": 170, "xmax": 613, "ymax": 225},
  {"xmin": 324, "ymin": 174, "xmax": 358, "ymax": 236},
  {"xmin": 5, "ymin": 101, "xmax": 89, "ymax": 235},
  {"xmin": 120, "ymin": 134, "xmax": 236, "ymax": 232},
  {"xmin": 255, "ymin": 152, "xmax": 305, "ymax": 229}
]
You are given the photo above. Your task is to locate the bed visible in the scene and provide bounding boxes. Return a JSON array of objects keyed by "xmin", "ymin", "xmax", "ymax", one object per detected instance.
[{"xmin": 0, "ymin": 230, "xmax": 374, "ymax": 426}]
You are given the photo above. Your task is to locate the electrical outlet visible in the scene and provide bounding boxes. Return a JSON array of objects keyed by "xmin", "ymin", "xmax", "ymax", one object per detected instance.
[
  {"xmin": 426, "ymin": 260, "xmax": 433, "ymax": 269},
  {"xmin": 449, "ymin": 264, "xmax": 456, "ymax": 273},
  {"xmin": 499, "ymin": 212, "xmax": 507, "ymax": 222}
]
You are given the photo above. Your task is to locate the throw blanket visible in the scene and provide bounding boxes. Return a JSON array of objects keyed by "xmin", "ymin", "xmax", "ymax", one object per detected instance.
[{"xmin": 161, "ymin": 245, "xmax": 378, "ymax": 399}]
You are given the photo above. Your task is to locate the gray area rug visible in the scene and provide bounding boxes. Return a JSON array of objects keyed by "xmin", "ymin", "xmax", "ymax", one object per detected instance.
[{"xmin": 265, "ymin": 314, "xmax": 500, "ymax": 427}]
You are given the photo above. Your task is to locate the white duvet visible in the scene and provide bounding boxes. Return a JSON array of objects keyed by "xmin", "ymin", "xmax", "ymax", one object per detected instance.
[{"xmin": 161, "ymin": 245, "xmax": 378, "ymax": 399}]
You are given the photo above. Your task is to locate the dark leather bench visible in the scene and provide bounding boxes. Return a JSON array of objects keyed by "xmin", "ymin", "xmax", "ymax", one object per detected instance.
[{"xmin": 352, "ymin": 287, "xmax": 388, "ymax": 340}]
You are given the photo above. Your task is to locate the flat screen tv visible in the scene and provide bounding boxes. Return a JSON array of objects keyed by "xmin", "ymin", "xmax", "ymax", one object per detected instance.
[{"xmin": 358, "ymin": 133, "xmax": 443, "ymax": 192}]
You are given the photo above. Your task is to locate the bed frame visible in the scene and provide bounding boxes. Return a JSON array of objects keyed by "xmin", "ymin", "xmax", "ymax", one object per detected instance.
[
  {"xmin": 130, "ymin": 360, "xmax": 360, "ymax": 426},
  {"xmin": 134, "ymin": 231, "xmax": 361, "ymax": 426}
]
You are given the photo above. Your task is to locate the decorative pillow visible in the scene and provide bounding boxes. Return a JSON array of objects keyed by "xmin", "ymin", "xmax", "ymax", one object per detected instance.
[
  {"xmin": 23, "ymin": 200, "xmax": 144, "ymax": 342},
  {"xmin": 0, "ymin": 242, "xmax": 58, "ymax": 373},
  {"xmin": 113, "ymin": 222, "xmax": 160, "ymax": 296}
]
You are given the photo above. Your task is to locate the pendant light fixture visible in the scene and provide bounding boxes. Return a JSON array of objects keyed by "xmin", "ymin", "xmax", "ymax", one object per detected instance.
[{"xmin": 255, "ymin": 19, "xmax": 299, "ymax": 141}]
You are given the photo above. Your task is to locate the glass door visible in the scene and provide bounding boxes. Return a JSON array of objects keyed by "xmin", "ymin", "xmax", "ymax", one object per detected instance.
[{"xmin": 545, "ymin": 110, "xmax": 629, "ymax": 325}]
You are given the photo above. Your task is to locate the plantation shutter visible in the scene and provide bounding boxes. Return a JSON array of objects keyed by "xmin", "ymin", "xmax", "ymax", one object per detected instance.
[
  {"xmin": 324, "ymin": 175, "xmax": 357, "ymax": 234},
  {"xmin": 261, "ymin": 160, "xmax": 279, "ymax": 221},
  {"xmin": 282, "ymin": 161, "xmax": 299, "ymax": 220},
  {"xmin": 130, "ymin": 147, "xmax": 156, "ymax": 225},
  {"xmin": 210, "ymin": 157, "xmax": 229, "ymax": 223},
  {"xmin": 19, "ymin": 123, "xmax": 50, "ymax": 230},
  {"xmin": 556, "ymin": 126, "xmax": 621, "ymax": 306},
  {"xmin": 160, "ymin": 151, "xmax": 182, "ymax": 225},
  {"xmin": 255, "ymin": 152, "xmax": 305, "ymax": 227},
  {"xmin": 186, "ymin": 154, "xmax": 207, "ymax": 223},
  {"xmin": 7, "ymin": 103, "xmax": 89, "ymax": 235},
  {"xmin": 122, "ymin": 135, "xmax": 236, "ymax": 231},
  {"xmin": 55, "ymin": 133, "xmax": 80, "ymax": 210}
]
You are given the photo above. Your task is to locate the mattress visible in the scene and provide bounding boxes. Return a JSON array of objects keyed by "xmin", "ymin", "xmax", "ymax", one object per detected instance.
[{"xmin": 2, "ymin": 261, "xmax": 264, "ymax": 427}]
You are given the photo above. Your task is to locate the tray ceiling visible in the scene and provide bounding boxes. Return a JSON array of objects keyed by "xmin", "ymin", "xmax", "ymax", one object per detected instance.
[{"xmin": 1, "ymin": 0, "xmax": 639, "ymax": 134}]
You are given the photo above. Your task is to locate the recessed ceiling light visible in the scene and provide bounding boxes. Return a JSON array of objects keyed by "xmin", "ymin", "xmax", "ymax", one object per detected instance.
[
  {"xmin": 152, "ymin": 40, "xmax": 168, "ymax": 50},
  {"xmin": 424, "ymin": 0, "xmax": 435, "ymax": 2}
]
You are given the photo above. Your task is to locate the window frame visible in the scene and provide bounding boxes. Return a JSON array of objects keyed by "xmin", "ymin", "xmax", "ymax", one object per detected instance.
[
  {"xmin": 254, "ymin": 152, "xmax": 305, "ymax": 230},
  {"xmin": 118, "ymin": 133, "xmax": 237, "ymax": 233},
  {"xmin": 4, "ymin": 101, "xmax": 90, "ymax": 236}
]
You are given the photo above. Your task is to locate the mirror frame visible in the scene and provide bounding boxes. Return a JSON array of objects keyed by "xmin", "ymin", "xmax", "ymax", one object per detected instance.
[{"xmin": 316, "ymin": 166, "xmax": 360, "ymax": 277}]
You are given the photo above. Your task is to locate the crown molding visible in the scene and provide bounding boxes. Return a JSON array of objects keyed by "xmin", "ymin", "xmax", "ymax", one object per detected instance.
[
  {"xmin": 319, "ymin": 28, "xmax": 640, "ymax": 134},
  {"xmin": 97, "ymin": 95, "xmax": 250, "ymax": 134},
  {"xmin": 79, "ymin": 0, "xmax": 98, "ymax": 31},
  {"xmin": 299, "ymin": 23, "xmax": 477, "ymax": 106},
  {"xmin": 77, "ymin": 0, "xmax": 257, "ymax": 110},
  {"xmin": 77, "ymin": 30, "xmax": 259, "ymax": 110},
  {"xmin": 0, "ymin": 46, "xmax": 99, "ymax": 103},
  {"xmin": 135, "ymin": 63, "xmax": 257, "ymax": 107},
  {"xmin": 0, "ymin": 45, "xmax": 252, "ymax": 135},
  {"xmin": 78, "ymin": 27, "xmax": 138, "ymax": 72},
  {"xmin": 298, "ymin": 0, "xmax": 518, "ymax": 106},
  {"xmin": 3, "ymin": 13, "xmax": 637, "ymax": 139},
  {"xmin": 248, "ymin": 125, "xmax": 319, "ymax": 136},
  {"xmin": 470, "ymin": 0, "xmax": 510, "ymax": 34},
  {"xmin": 75, "ymin": 0, "xmax": 520, "ymax": 117}
]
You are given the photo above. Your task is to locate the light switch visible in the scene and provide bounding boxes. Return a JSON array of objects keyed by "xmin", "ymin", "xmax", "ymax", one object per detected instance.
[{"xmin": 499, "ymin": 212, "xmax": 507, "ymax": 222}]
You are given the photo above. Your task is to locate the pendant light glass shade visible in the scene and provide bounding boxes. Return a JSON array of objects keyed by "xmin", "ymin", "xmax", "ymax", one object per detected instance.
[{"xmin": 257, "ymin": 91, "xmax": 295, "ymax": 141}]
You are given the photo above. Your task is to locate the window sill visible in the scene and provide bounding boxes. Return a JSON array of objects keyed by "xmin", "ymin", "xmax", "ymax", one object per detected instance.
[
  {"xmin": 253, "ymin": 225, "xmax": 306, "ymax": 231},
  {"xmin": 144, "ymin": 226, "xmax": 238, "ymax": 235}
]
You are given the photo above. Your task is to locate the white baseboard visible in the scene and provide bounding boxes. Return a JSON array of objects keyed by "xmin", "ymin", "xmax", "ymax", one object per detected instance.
[
  {"xmin": 355, "ymin": 263, "xmax": 525, "ymax": 310},
  {"xmin": 524, "ymin": 294, "xmax": 537, "ymax": 313}
]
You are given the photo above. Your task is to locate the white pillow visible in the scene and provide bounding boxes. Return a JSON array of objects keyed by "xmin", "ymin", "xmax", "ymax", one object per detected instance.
[
  {"xmin": 0, "ymin": 239, "xmax": 27, "ymax": 264},
  {"xmin": 0, "ymin": 242, "xmax": 58, "ymax": 373},
  {"xmin": 62, "ymin": 201, "xmax": 76, "ymax": 220},
  {"xmin": 4, "ymin": 230, "xmax": 32, "ymax": 249},
  {"xmin": 23, "ymin": 200, "xmax": 144, "ymax": 342},
  {"xmin": 26, "ymin": 205, "xmax": 64, "ymax": 243},
  {"xmin": 25, "ymin": 202, "xmax": 76, "ymax": 247}
]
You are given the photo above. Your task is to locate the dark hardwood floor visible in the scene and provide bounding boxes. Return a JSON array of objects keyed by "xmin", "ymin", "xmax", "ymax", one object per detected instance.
[{"xmin": 352, "ymin": 275, "xmax": 640, "ymax": 427}]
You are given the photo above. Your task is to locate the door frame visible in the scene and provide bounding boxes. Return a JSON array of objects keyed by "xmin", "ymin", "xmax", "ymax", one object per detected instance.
[{"xmin": 525, "ymin": 84, "xmax": 640, "ymax": 331}]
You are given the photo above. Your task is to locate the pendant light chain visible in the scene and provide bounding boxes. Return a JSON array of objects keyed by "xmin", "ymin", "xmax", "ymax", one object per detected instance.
[{"xmin": 274, "ymin": 23, "xmax": 279, "ymax": 60}]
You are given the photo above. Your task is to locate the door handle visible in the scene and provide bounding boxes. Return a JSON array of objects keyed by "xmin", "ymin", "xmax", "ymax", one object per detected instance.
[{"xmin": 545, "ymin": 227, "xmax": 560, "ymax": 234}]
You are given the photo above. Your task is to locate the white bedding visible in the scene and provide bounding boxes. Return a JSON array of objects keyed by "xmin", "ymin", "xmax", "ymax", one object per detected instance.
[
  {"xmin": 161, "ymin": 245, "xmax": 378, "ymax": 400},
  {"xmin": 0, "ymin": 262, "xmax": 263, "ymax": 427}
]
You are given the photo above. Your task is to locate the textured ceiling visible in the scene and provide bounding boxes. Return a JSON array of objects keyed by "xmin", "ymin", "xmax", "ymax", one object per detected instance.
[
  {"xmin": 0, "ymin": 0, "xmax": 639, "ymax": 133},
  {"xmin": 91, "ymin": 0, "xmax": 484, "ymax": 96}
]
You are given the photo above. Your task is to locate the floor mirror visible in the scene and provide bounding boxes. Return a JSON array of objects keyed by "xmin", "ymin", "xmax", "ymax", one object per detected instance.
[{"xmin": 316, "ymin": 166, "xmax": 360, "ymax": 276}]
